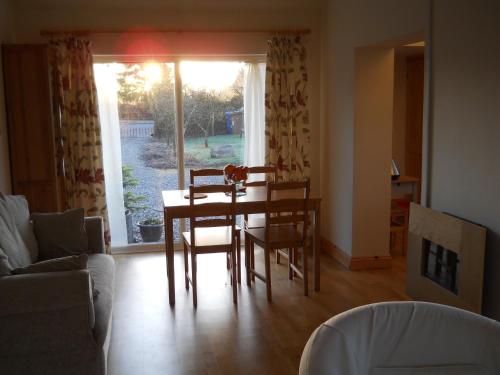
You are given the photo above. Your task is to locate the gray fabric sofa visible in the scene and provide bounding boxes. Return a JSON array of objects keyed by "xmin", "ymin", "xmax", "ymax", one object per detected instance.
[{"xmin": 0, "ymin": 195, "xmax": 115, "ymax": 375}]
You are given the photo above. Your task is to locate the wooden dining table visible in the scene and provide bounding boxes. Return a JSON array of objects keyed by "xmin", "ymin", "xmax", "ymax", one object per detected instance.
[{"xmin": 162, "ymin": 186, "xmax": 322, "ymax": 305}]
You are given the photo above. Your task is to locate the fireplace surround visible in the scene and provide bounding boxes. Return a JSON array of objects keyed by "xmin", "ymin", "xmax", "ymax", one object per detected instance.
[{"xmin": 406, "ymin": 204, "xmax": 486, "ymax": 313}]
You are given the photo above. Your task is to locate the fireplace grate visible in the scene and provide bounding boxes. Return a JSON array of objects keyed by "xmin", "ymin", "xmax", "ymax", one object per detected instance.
[{"xmin": 422, "ymin": 239, "xmax": 459, "ymax": 295}]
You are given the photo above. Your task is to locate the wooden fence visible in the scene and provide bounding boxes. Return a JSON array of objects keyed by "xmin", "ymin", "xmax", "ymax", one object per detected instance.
[{"xmin": 120, "ymin": 120, "xmax": 154, "ymax": 138}]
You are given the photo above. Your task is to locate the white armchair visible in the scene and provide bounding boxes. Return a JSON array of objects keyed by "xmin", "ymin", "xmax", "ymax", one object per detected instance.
[{"xmin": 300, "ymin": 301, "xmax": 500, "ymax": 375}]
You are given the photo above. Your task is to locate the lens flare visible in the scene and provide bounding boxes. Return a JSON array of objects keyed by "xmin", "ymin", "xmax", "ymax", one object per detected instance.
[{"xmin": 143, "ymin": 63, "xmax": 163, "ymax": 91}]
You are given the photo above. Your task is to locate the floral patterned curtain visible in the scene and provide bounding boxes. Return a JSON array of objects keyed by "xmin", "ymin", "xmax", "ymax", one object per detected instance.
[
  {"xmin": 265, "ymin": 36, "xmax": 310, "ymax": 181},
  {"xmin": 50, "ymin": 36, "xmax": 110, "ymax": 246}
]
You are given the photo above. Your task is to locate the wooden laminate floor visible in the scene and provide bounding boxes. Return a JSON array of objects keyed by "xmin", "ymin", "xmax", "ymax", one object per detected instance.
[{"xmin": 109, "ymin": 249, "xmax": 409, "ymax": 375}]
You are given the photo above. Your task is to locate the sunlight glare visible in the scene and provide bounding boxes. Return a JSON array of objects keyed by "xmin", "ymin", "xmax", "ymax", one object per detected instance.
[
  {"xmin": 180, "ymin": 61, "xmax": 243, "ymax": 91},
  {"xmin": 143, "ymin": 63, "xmax": 163, "ymax": 91}
]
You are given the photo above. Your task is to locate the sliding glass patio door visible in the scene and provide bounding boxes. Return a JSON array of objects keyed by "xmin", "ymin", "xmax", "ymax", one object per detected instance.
[{"xmin": 94, "ymin": 59, "xmax": 265, "ymax": 249}]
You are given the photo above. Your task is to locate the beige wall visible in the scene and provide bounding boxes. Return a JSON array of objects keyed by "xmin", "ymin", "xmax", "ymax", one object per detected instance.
[
  {"xmin": 323, "ymin": 0, "xmax": 427, "ymax": 256},
  {"xmin": 352, "ymin": 47, "xmax": 394, "ymax": 258},
  {"xmin": 0, "ymin": 0, "xmax": 14, "ymax": 193},
  {"xmin": 8, "ymin": 1, "xmax": 323, "ymax": 197},
  {"xmin": 429, "ymin": 0, "xmax": 500, "ymax": 319}
]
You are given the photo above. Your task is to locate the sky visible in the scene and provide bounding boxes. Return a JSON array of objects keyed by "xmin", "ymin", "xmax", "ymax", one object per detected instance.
[{"xmin": 180, "ymin": 61, "xmax": 244, "ymax": 91}]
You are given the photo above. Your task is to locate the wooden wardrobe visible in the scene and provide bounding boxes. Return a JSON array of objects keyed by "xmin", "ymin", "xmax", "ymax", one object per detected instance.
[{"xmin": 2, "ymin": 44, "xmax": 62, "ymax": 212}]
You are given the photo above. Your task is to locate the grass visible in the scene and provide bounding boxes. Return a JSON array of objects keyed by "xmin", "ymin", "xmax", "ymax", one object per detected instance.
[{"xmin": 184, "ymin": 134, "xmax": 244, "ymax": 167}]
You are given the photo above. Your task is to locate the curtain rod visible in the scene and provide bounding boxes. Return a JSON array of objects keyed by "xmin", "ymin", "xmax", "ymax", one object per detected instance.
[{"xmin": 40, "ymin": 28, "xmax": 311, "ymax": 37}]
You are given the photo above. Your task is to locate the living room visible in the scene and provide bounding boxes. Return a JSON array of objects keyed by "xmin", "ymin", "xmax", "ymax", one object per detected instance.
[{"xmin": 0, "ymin": 0, "xmax": 499, "ymax": 374}]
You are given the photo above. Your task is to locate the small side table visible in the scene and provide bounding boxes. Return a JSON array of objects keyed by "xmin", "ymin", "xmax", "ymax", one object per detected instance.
[{"xmin": 391, "ymin": 175, "xmax": 420, "ymax": 203}]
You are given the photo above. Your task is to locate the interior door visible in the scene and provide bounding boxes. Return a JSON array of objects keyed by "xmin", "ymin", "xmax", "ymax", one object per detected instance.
[
  {"xmin": 405, "ymin": 56, "xmax": 424, "ymax": 179},
  {"xmin": 2, "ymin": 44, "xmax": 61, "ymax": 212}
]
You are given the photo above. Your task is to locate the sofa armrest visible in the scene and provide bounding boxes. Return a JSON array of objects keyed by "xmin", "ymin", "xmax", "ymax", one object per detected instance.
[
  {"xmin": 0, "ymin": 270, "xmax": 95, "ymax": 324},
  {"xmin": 0, "ymin": 270, "xmax": 96, "ymax": 357},
  {"xmin": 85, "ymin": 216, "xmax": 105, "ymax": 254}
]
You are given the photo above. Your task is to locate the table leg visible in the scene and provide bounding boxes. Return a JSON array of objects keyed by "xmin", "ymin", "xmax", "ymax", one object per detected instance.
[
  {"xmin": 164, "ymin": 213, "xmax": 175, "ymax": 306},
  {"xmin": 313, "ymin": 205, "xmax": 321, "ymax": 291}
]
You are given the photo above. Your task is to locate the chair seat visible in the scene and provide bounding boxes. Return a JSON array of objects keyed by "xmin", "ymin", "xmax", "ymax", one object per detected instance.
[
  {"xmin": 246, "ymin": 225, "xmax": 302, "ymax": 246},
  {"xmin": 183, "ymin": 226, "xmax": 235, "ymax": 247}
]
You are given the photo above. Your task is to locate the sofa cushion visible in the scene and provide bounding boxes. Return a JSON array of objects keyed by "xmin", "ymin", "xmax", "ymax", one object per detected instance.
[
  {"xmin": 0, "ymin": 247, "xmax": 12, "ymax": 276},
  {"xmin": 11, "ymin": 254, "xmax": 88, "ymax": 275},
  {"xmin": 10, "ymin": 254, "xmax": 99, "ymax": 298},
  {"xmin": 0, "ymin": 194, "xmax": 39, "ymax": 262},
  {"xmin": 88, "ymin": 254, "xmax": 114, "ymax": 346},
  {"xmin": 0, "ymin": 198, "xmax": 32, "ymax": 269},
  {"xmin": 32, "ymin": 208, "xmax": 89, "ymax": 260}
]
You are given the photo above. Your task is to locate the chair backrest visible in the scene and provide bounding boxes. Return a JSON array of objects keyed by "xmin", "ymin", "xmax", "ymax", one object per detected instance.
[
  {"xmin": 189, "ymin": 168, "xmax": 224, "ymax": 185},
  {"xmin": 265, "ymin": 180, "xmax": 310, "ymax": 244},
  {"xmin": 299, "ymin": 301, "xmax": 500, "ymax": 375},
  {"xmin": 244, "ymin": 166, "xmax": 278, "ymax": 187},
  {"xmin": 189, "ymin": 184, "xmax": 236, "ymax": 248}
]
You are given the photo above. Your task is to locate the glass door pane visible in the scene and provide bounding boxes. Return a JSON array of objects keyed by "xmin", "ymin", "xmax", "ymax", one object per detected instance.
[
  {"xmin": 180, "ymin": 61, "xmax": 245, "ymax": 184},
  {"xmin": 115, "ymin": 62, "xmax": 179, "ymax": 244},
  {"xmin": 180, "ymin": 61, "xmax": 245, "ymax": 231}
]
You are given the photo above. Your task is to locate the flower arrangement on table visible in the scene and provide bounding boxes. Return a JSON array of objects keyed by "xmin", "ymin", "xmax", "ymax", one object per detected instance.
[{"xmin": 224, "ymin": 164, "xmax": 248, "ymax": 195}]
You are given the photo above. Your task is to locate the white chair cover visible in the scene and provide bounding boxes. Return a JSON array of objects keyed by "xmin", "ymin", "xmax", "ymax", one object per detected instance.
[{"xmin": 300, "ymin": 301, "xmax": 500, "ymax": 375}]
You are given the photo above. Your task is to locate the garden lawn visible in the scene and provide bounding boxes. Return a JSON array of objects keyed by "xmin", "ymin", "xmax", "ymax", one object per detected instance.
[{"xmin": 184, "ymin": 134, "xmax": 244, "ymax": 167}]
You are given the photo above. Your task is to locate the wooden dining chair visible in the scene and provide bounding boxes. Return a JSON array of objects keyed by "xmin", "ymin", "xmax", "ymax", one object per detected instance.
[
  {"xmin": 183, "ymin": 184, "xmax": 238, "ymax": 307},
  {"xmin": 243, "ymin": 166, "xmax": 286, "ymax": 267},
  {"xmin": 243, "ymin": 166, "xmax": 278, "ymax": 186},
  {"xmin": 189, "ymin": 168, "xmax": 242, "ymax": 283},
  {"xmin": 244, "ymin": 180, "xmax": 310, "ymax": 301},
  {"xmin": 190, "ymin": 168, "xmax": 225, "ymax": 185},
  {"xmin": 243, "ymin": 165, "xmax": 278, "ymax": 229}
]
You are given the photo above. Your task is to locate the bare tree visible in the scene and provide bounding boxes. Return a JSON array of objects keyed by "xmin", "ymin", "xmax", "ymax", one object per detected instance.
[
  {"xmin": 117, "ymin": 63, "xmax": 244, "ymax": 151},
  {"xmin": 183, "ymin": 89, "xmax": 228, "ymax": 148}
]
